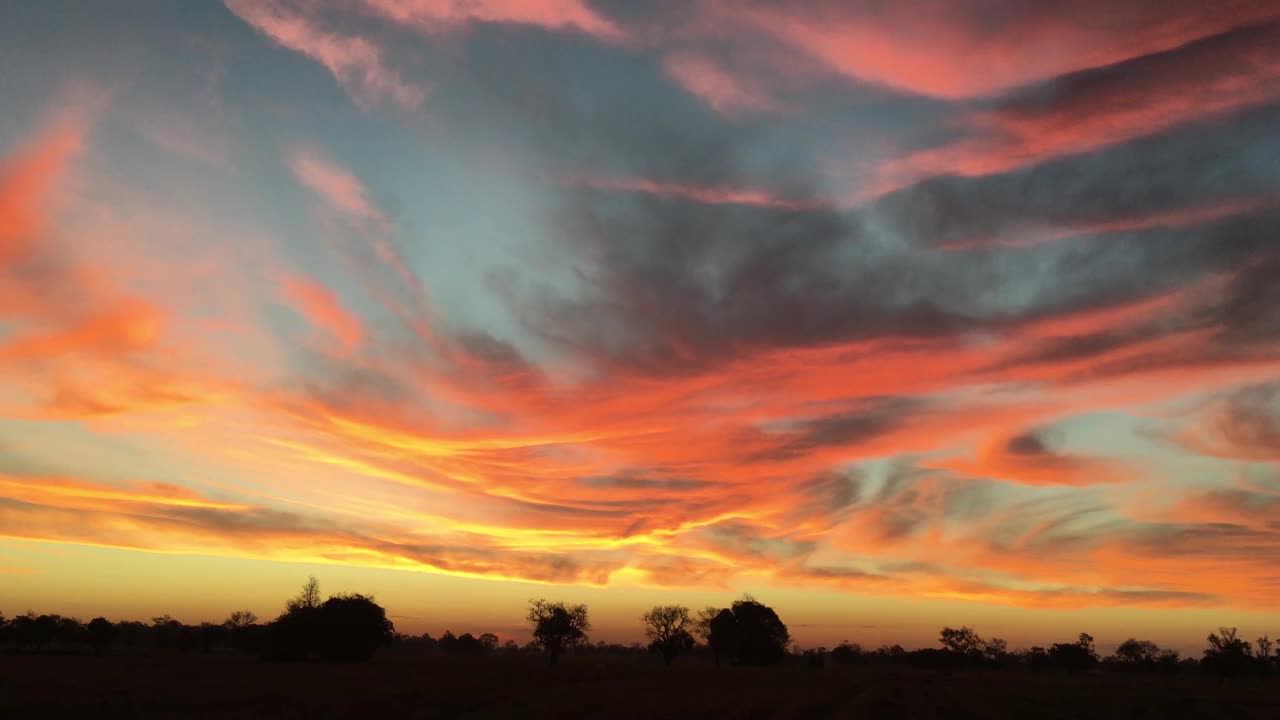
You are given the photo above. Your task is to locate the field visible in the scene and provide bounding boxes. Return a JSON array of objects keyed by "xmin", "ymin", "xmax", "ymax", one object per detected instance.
[{"xmin": 3, "ymin": 654, "xmax": 1279, "ymax": 719}]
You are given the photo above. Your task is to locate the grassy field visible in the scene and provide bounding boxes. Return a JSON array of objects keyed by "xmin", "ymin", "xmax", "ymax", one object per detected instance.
[{"xmin": 3, "ymin": 654, "xmax": 1278, "ymax": 719}]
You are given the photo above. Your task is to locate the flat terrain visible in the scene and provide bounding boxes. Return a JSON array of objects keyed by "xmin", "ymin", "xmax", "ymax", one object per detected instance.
[{"xmin": 3, "ymin": 654, "xmax": 1278, "ymax": 719}]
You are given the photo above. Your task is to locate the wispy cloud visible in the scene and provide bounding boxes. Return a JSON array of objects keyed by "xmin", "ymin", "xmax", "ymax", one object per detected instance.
[{"xmin": 224, "ymin": 0, "xmax": 429, "ymax": 111}]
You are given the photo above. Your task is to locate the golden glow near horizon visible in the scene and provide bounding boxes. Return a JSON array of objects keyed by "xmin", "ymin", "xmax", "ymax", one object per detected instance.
[{"xmin": 2, "ymin": 1, "xmax": 1279, "ymax": 652}]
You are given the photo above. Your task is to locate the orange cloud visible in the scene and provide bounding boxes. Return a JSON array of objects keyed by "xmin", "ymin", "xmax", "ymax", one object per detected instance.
[
  {"xmin": 0, "ymin": 118, "xmax": 83, "ymax": 263},
  {"xmin": 280, "ymin": 274, "xmax": 364, "ymax": 351}
]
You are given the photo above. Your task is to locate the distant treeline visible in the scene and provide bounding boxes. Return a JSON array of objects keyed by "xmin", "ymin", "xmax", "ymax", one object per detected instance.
[{"xmin": 3, "ymin": 579, "xmax": 1277, "ymax": 680}]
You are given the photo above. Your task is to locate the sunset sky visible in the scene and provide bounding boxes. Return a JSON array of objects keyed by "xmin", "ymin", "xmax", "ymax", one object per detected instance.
[{"xmin": 2, "ymin": 0, "xmax": 1279, "ymax": 654}]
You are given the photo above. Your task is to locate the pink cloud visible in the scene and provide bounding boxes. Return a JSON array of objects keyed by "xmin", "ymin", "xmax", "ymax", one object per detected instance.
[
  {"xmin": 286, "ymin": 147, "xmax": 386, "ymax": 226},
  {"xmin": 863, "ymin": 20, "xmax": 1280, "ymax": 195},
  {"xmin": 358, "ymin": 0, "xmax": 624, "ymax": 41},
  {"xmin": 663, "ymin": 52, "xmax": 780, "ymax": 116},
  {"xmin": 567, "ymin": 172, "xmax": 824, "ymax": 210},
  {"xmin": 725, "ymin": 0, "xmax": 1280, "ymax": 99},
  {"xmin": 224, "ymin": 0, "xmax": 429, "ymax": 111}
]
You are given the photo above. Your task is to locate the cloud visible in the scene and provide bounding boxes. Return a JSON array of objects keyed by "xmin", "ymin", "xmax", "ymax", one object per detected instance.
[
  {"xmin": 716, "ymin": 0, "xmax": 1280, "ymax": 99},
  {"xmin": 662, "ymin": 52, "xmax": 780, "ymax": 116},
  {"xmin": 0, "ymin": 102, "xmax": 212, "ymax": 419},
  {"xmin": 286, "ymin": 147, "xmax": 387, "ymax": 226},
  {"xmin": 280, "ymin": 275, "xmax": 365, "ymax": 351},
  {"xmin": 0, "ymin": 474, "xmax": 619, "ymax": 586},
  {"xmin": 870, "ymin": 21, "xmax": 1280, "ymax": 192},
  {"xmin": 0, "ymin": 115, "xmax": 83, "ymax": 262},
  {"xmin": 224, "ymin": 0, "xmax": 429, "ymax": 111},
  {"xmin": 565, "ymin": 172, "xmax": 824, "ymax": 210},
  {"xmin": 356, "ymin": 0, "xmax": 624, "ymax": 41}
]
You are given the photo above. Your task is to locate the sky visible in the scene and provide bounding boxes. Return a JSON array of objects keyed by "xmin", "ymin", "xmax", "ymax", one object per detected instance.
[{"xmin": 1, "ymin": 0, "xmax": 1279, "ymax": 654}]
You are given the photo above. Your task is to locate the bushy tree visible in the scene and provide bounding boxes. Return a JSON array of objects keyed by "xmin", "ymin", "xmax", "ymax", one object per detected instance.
[
  {"xmin": 315, "ymin": 593, "xmax": 393, "ymax": 661},
  {"xmin": 439, "ymin": 631, "xmax": 499, "ymax": 656},
  {"xmin": 14, "ymin": 613, "xmax": 58, "ymax": 650},
  {"xmin": 1114, "ymin": 638, "xmax": 1160, "ymax": 666},
  {"xmin": 706, "ymin": 608, "xmax": 738, "ymax": 667},
  {"xmin": 86, "ymin": 617, "xmax": 116, "ymax": 653},
  {"xmin": 831, "ymin": 641, "xmax": 864, "ymax": 664},
  {"xmin": 267, "ymin": 578, "xmax": 393, "ymax": 662},
  {"xmin": 641, "ymin": 605, "xmax": 695, "ymax": 666},
  {"xmin": 225, "ymin": 610, "xmax": 258, "ymax": 630},
  {"xmin": 939, "ymin": 626, "xmax": 984, "ymax": 656},
  {"xmin": 1024, "ymin": 646, "xmax": 1051, "ymax": 672},
  {"xmin": 1203, "ymin": 627, "xmax": 1255, "ymax": 679},
  {"xmin": 1048, "ymin": 633, "xmax": 1098, "ymax": 672},
  {"xmin": 982, "ymin": 637, "xmax": 1009, "ymax": 666},
  {"xmin": 527, "ymin": 599, "xmax": 590, "ymax": 666},
  {"xmin": 706, "ymin": 597, "xmax": 790, "ymax": 666}
]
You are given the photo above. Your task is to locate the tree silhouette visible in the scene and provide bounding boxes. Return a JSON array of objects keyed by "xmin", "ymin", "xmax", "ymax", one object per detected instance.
[
  {"xmin": 831, "ymin": 641, "xmax": 864, "ymax": 664},
  {"xmin": 15, "ymin": 613, "xmax": 58, "ymax": 651},
  {"xmin": 1114, "ymin": 638, "xmax": 1160, "ymax": 668},
  {"xmin": 939, "ymin": 626, "xmax": 984, "ymax": 656},
  {"xmin": 315, "ymin": 593, "xmax": 394, "ymax": 661},
  {"xmin": 641, "ymin": 605, "xmax": 695, "ymax": 666},
  {"xmin": 706, "ymin": 608, "xmax": 738, "ymax": 667},
  {"xmin": 267, "ymin": 578, "xmax": 393, "ymax": 662},
  {"xmin": 1203, "ymin": 627, "xmax": 1254, "ymax": 679},
  {"xmin": 527, "ymin": 599, "xmax": 589, "ymax": 666},
  {"xmin": 286, "ymin": 576, "xmax": 322, "ymax": 613},
  {"xmin": 1256, "ymin": 635, "xmax": 1273, "ymax": 666},
  {"xmin": 1048, "ymin": 633, "xmax": 1099, "ymax": 672},
  {"xmin": 86, "ymin": 617, "xmax": 116, "ymax": 654},
  {"xmin": 707, "ymin": 597, "xmax": 790, "ymax": 666},
  {"xmin": 225, "ymin": 610, "xmax": 257, "ymax": 629},
  {"xmin": 982, "ymin": 637, "xmax": 1009, "ymax": 666}
]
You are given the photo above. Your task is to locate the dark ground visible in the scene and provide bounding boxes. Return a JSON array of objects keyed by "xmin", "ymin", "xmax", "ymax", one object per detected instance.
[{"xmin": 2, "ymin": 654, "xmax": 1278, "ymax": 719}]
